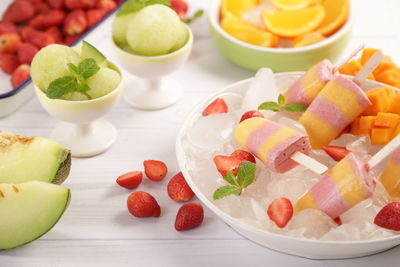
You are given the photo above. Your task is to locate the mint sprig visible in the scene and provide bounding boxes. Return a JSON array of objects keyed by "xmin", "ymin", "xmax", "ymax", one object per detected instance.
[
  {"xmin": 213, "ymin": 162, "xmax": 256, "ymax": 200},
  {"xmin": 117, "ymin": 0, "xmax": 171, "ymax": 16},
  {"xmin": 258, "ymin": 94, "xmax": 307, "ymax": 113},
  {"xmin": 184, "ymin": 9, "xmax": 204, "ymax": 24},
  {"xmin": 46, "ymin": 58, "xmax": 100, "ymax": 100}
]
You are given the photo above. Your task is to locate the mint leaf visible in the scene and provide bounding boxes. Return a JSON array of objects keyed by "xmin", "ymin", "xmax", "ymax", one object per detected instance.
[
  {"xmin": 223, "ymin": 171, "xmax": 238, "ymax": 186},
  {"xmin": 78, "ymin": 58, "xmax": 100, "ymax": 80},
  {"xmin": 67, "ymin": 63, "xmax": 79, "ymax": 77},
  {"xmin": 283, "ymin": 103, "xmax": 307, "ymax": 112},
  {"xmin": 185, "ymin": 9, "xmax": 204, "ymax": 24},
  {"xmin": 77, "ymin": 83, "xmax": 91, "ymax": 92},
  {"xmin": 236, "ymin": 162, "xmax": 256, "ymax": 188},
  {"xmin": 46, "ymin": 76, "xmax": 77, "ymax": 99},
  {"xmin": 117, "ymin": 0, "xmax": 171, "ymax": 16},
  {"xmin": 258, "ymin": 101, "xmax": 280, "ymax": 112},
  {"xmin": 213, "ymin": 186, "xmax": 241, "ymax": 200},
  {"xmin": 278, "ymin": 94, "xmax": 285, "ymax": 105}
]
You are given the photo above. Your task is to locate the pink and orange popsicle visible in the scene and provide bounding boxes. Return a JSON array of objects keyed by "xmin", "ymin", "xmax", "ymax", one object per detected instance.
[{"xmin": 380, "ymin": 147, "xmax": 400, "ymax": 199}]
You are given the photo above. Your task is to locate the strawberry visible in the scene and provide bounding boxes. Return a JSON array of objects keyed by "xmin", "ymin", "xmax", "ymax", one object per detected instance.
[
  {"xmin": 97, "ymin": 0, "xmax": 117, "ymax": 12},
  {"xmin": 64, "ymin": 33, "xmax": 81, "ymax": 45},
  {"xmin": 25, "ymin": 29, "xmax": 55, "ymax": 48},
  {"xmin": 374, "ymin": 202, "xmax": 400, "ymax": 231},
  {"xmin": 34, "ymin": 2, "xmax": 51, "ymax": 14},
  {"xmin": 240, "ymin": 110, "xmax": 264, "ymax": 123},
  {"xmin": 18, "ymin": 43, "xmax": 39, "ymax": 64},
  {"xmin": 29, "ymin": 14, "xmax": 46, "ymax": 29},
  {"xmin": 65, "ymin": 0, "xmax": 97, "ymax": 9},
  {"xmin": 116, "ymin": 171, "xmax": 143, "ymax": 189},
  {"xmin": 0, "ymin": 33, "xmax": 21, "ymax": 54},
  {"xmin": 127, "ymin": 191, "xmax": 161, "ymax": 218},
  {"xmin": 43, "ymin": 10, "xmax": 66, "ymax": 27},
  {"xmin": 45, "ymin": 26, "xmax": 63, "ymax": 43},
  {"xmin": 47, "ymin": 0, "xmax": 64, "ymax": 9},
  {"xmin": 143, "ymin": 160, "xmax": 168, "ymax": 181},
  {"xmin": 202, "ymin": 98, "xmax": 228, "ymax": 116},
  {"xmin": 213, "ymin": 155, "xmax": 242, "ymax": 176},
  {"xmin": 167, "ymin": 172, "xmax": 195, "ymax": 202},
  {"xmin": 322, "ymin": 146, "xmax": 350, "ymax": 162},
  {"xmin": 333, "ymin": 217, "xmax": 342, "ymax": 226},
  {"xmin": 3, "ymin": 0, "xmax": 35, "ymax": 23},
  {"xmin": 0, "ymin": 21, "xmax": 18, "ymax": 35},
  {"xmin": 230, "ymin": 149, "xmax": 256, "ymax": 163},
  {"xmin": 0, "ymin": 53, "xmax": 20, "ymax": 74},
  {"xmin": 170, "ymin": 0, "xmax": 188, "ymax": 17},
  {"xmin": 11, "ymin": 64, "xmax": 30, "ymax": 88},
  {"xmin": 63, "ymin": 9, "xmax": 88, "ymax": 35},
  {"xmin": 267, "ymin": 197, "xmax": 293, "ymax": 228},
  {"xmin": 20, "ymin": 26, "xmax": 35, "ymax": 41},
  {"xmin": 86, "ymin": 9, "xmax": 107, "ymax": 27},
  {"xmin": 175, "ymin": 202, "xmax": 204, "ymax": 231}
]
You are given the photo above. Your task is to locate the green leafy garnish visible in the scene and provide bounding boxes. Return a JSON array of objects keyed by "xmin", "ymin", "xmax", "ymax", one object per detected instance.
[
  {"xmin": 258, "ymin": 94, "xmax": 307, "ymax": 113},
  {"xmin": 213, "ymin": 162, "xmax": 256, "ymax": 200},
  {"xmin": 46, "ymin": 58, "xmax": 100, "ymax": 100},
  {"xmin": 184, "ymin": 9, "xmax": 204, "ymax": 24},
  {"xmin": 117, "ymin": 0, "xmax": 171, "ymax": 16}
]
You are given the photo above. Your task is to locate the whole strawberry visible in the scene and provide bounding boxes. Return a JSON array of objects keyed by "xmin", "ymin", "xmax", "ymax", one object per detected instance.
[
  {"xmin": 18, "ymin": 43, "xmax": 39, "ymax": 64},
  {"xmin": 3, "ymin": 0, "xmax": 35, "ymax": 23},
  {"xmin": 11, "ymin": 64, "xmax": 30, "ymax": 88},
  {"xmin": 64, "ymin": 9, "xmax": 88, "ymax": 35},
  {"xmin": 175, "ymin": 202, "xmax": 204, "ymax": 231},
  {"xmin": 127, "ymin": 191, "xmax": 161, "ymax": 218},
  {"xmin": 0, "ymin": 54, "xmax": 20, "ymax": 74},
  {"xmin": 0, "ymin": 33, "xmax": 21, "ymax": 54},
  {"xmin": 374, "ymin": 202, "xmax": 400, "ymax": 231},
  {"xmin": 167, "ymin": 172, "xmax": 195, "ymax": 202}
]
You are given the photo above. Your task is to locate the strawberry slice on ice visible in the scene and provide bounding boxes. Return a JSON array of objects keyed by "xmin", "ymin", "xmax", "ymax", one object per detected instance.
[
  {"xmin": 202, "ymin": 98, "xmax": 228, "ymax": 116},
  {"xmin": 230, "ymin": 149, "xmax": 256, "ymax": 163},
  {"xmin": 239, "ymin": 110, "xmax": 264, "ymax": 122},
  {"xmin": 374, "ymin": 202, "xmax": 400, "ymax": 231},
  {"xmin": 322, "ymin": 145, "xmax": 350, "ymax": 161},
  {"xmin": 213, "ymin": 155, "xmax": 241, "ymax": 176},
  {"xmin": 267, "ymin": 197, "xmax": 293, "ymax": 228}
]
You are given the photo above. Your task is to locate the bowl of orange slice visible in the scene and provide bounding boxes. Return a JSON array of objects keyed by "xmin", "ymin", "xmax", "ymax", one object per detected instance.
[{"xmin": 209, "ymin": 0, "xmax": 352, "ymax": 72}]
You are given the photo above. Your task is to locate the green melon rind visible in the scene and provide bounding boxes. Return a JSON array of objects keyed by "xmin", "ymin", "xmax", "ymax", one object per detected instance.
[
  {"xmin": 81, "ymin": 40, "xmax": 106, "ymax": 65},
  {"xmin": 52, "ymin": 150, "xmax": 71, "ymax": 185}
]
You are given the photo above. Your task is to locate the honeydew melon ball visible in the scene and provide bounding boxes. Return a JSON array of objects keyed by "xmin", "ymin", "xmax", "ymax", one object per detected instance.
[
  {"xmin": 112, "ymin": 13, "xmax": 137, "ymax": 48},
  {"xmin": 126, "ymin": 4, "xmax": 187, "ymax": 56},
  {"xmin": 86, "ymin": 67, "xmax": 121, "ymax": 99},
  {"xmin": 170, "ymin": 23, "xmax": 188, "ymax": 53},
  {"xmin": 31, "ymin": 44, "xmax": 81, "ymax": 92}
]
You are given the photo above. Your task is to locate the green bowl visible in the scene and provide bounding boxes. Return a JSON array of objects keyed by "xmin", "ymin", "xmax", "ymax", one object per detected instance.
[{"xmin": 208, "ymin": 1, "xmax": 353, "ymax": 72}]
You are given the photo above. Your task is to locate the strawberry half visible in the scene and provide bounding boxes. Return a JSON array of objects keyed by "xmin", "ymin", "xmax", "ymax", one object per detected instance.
[
  {"xmin": 239, "ymin": 110, "xmax": 264, "ymax": 123},
  {"xmin": 213, "ymin": 155, "xmax": 242, "ymax": 176},
  {"xmin": 175, "ymin": 202, "xmax": 204, "ymax": 231},
  {"xmin": 230, "ymin": 149, "xmax": 256, "ymax": 163},
  {"xmin": 374, "ymin": 202, "xmax": 400, "ymax": 231},
  {"xmin": 202, "ymin": 98, "xmax": 228, "ymax": 116},
  {"xmin": 143, "ymin": 160, "xmax": 168, "ymax": 181},
  {"xmin": 333, "ymin": 217, "xmax": 342, "ymax": 226},
  {"xmin": 267, "ymin": 197, "xmax": 293, "ymax": 228},
  {"xmin": 116, "ymin": 171, "xmax": 143, "ymax": 189},
  {"xmin": 167, "ymin": 172, "xmax": 195, "ymax": 202},
  {"xmin": 322, "ymin": 145, "xmax": 350, "ymax": 161}
]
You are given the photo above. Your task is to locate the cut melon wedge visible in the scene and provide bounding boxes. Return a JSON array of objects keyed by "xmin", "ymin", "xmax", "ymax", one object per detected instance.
[
  {"xmin": 0, "ymin": 181, "xmax": 70, "ymax": 250},
  {"xmin": 81, "ymin": 40, "xmax": 106, "ymax": 65},
  {"xmin": 0, "ymin": 132, "xmax": 71, "ymax": 184}
]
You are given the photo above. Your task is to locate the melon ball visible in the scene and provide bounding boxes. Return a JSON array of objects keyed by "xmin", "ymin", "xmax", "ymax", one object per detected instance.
[
  {"xmin": 112, "ymin": 13, "xmax": 137, "ymax": 47},
  {"xmin": 85, "ymin": 67, "xmax": 121, "ymax": 99},
  {"xmin": 126, "ymin": 4, "xmax": 188, "ymax": 56}
]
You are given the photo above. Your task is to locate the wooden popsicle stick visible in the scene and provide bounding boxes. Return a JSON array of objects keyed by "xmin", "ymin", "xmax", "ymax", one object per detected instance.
[
  {"xmin": 333, "ymin": 44, "xmax": 365, "ymax": 72},
  {"xmin": 290, "ymin": 151, "xmax": 328, "ymax": 175},
  {"xmin": 353, "ymin": 51, "xmax": 384, "ymax": 86},
  {"xmin": 368, "ymin": 134, "xmax": 400, "ymax": 169}
]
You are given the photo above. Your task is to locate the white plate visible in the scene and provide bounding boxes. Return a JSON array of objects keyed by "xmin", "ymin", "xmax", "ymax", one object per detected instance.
[{"xmin": 176, "ymin": 72, "xmax": 400, "ymax": 259}]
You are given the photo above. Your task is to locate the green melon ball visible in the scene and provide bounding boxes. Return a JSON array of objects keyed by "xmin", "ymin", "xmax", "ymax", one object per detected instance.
[
  {"xmin": 112, "ymin": 13, "xmax": 137, "ymax": 48},
  {"xmin": 126, "ymin": 4, "xmax": 187, "ymax": 56},
  {"xmin": 86, "ymin": 67, "xmax": 121, "ymax": 99},
  {"xmin": 170, "ymin": 22, "xmax": 188, "ymax": 53},
  {"xmin": 31, "ymin": 44, "xmax": 81, "ymax": 92}
]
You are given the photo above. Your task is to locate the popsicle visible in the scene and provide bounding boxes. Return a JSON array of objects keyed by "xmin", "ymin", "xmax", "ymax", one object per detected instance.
[
  {"xmin": 299, "ymin": 52, "xmax": 384, "ymax": 149},
  {"xmin": 284, "ymin": 45, "xmax": 364, "ymax": 106},
  {"xmin": 380, "ymin": 147, "xmax": 400, "ymax": 199},
  {"xmin": 294, "ymin": 152, "xmax": 375, "ymax": 218},
  {"xmin": 234, "ymin": 117, "xmax": 327, "ymax": 174}
]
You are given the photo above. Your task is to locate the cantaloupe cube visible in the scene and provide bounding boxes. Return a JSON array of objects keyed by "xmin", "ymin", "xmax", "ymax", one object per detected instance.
[
  {"xmin": 391, "ymin": 123, "xmax": 400, "ymax": 139},
  {"xmin": 362, "ymin": 87, "xmax": 396, "ymax": 115},
  {"xmin": 371, "ymin": 127, "xmax": 393, "ymax": 145},
  {"xmin": 389, "ymin": 94, "xmax": 400, "ymax": 115},
  {"xmin": 375, "ymin": 68, "xmax": 400, "ymax": 88},
  {"xmin": 359, "ymin": 116, "xmax": 376, "ymax": 129},
  {"xmin": 374, "ymin": 112, "xmax": 399, "ymax": 128},
  {"xmin": 360, "ymin": 48, "xmax": 382, "ymax": 66},
  {"xmin": 373, "ymin": 56, "xmax": 396, "ymax": 76},
  {"xmin": 351, "ymin": 117, "xmax": 361, "ymax": 135},
  {"xmin": 339, "ymin": 60, "xmax": 362, "ymax": 76}
]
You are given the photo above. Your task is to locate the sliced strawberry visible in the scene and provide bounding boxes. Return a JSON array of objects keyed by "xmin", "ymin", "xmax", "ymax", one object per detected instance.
[
  {"xmin": 374, "ymin": 202, "xmax": 400, "ymax": 231},
  {"xmin": 333, "ymin": 217, "xmax": 342, "ymax": 226},
  {"xmin": 213, "ymin": 155, "xmax": 242, "ymax": 176},
  {"xmin": 322, "ymin": 145, "xmax": 350, "ymax": 162},
  {"xmin": 167, "ymin": 172, "xmax": 195, "ymax": 202},
  {"xmin": 202, "ymin": 98, "xmax": 228, "ymax": 116},
  {"xmin": 175, "ymin": 202, "xmax": 204, "ymax": 231},
  {"xmin": 143, "ymin": 160, "xmax": 168, "ymax": 181},
  {"xmin": 230, "ymin": 149, "xmax": 256, "ymax": 163},
  {"xmin": 267, "ymin": 197, "xmax": 293, "ymax": 228},
  {"xmin": 116, "ymin": 171, "xmax": 143, "ymax": 189},
  {"xmin": 239, "ymin": 110, "xmax": 264, "ymax": 123}
]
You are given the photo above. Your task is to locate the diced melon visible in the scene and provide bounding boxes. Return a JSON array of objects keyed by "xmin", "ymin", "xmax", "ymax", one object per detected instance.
[
  {"xmin": 362, "ymin": 87, "xmax": 396, "ymax": 116},
  {"xmin": 0, "ymin": 181, "xmax": 70, "ymax": 250},
  {"xmin": 374, "ymin": 56, "xmax": 396, "ymax": 76},
  {"xmin": 374, "ymin": 112, "xmax": 399, "ymax": 128},
  {"xmin": 359, "ymin": 116, "xmax": 376, "ymax": 130},
  {"xmin": 0, "ymin": 132, "xmax": 70, "ymax": 184},
  {"xmin": 360, "ymin": 48, "xmax": 381, "ymax": 66},
  {"xmin": 371, "ymin": 127, "xmax": 394, "ymax": 145},
  {"xmin": 351, "ymin": 117, "xmax": 361, "ymax": 135},
  {"xmin": 375, "ymin": 68, "xmax": 400, "ymax": 88},
  {"xmin": 389, "ymin": 94, "xmax": 400, "ymax": 115}
]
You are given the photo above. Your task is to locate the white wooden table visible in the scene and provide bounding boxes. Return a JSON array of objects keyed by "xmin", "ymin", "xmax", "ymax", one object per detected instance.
[{"xmin": 1, "ymin": 0, "xmax": 400, "ymax": 266}]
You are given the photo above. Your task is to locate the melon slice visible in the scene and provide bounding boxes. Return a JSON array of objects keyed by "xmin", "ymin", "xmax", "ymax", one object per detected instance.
[
  {"xmin": 81, "ymin": 40, "xmax": 106, "ymax": 65},
  {"xmin": 0, "ymin": 132, "xmax": 71, "ymax": 184},
  {"xmin": 0, "ymin": 181, "xmax": 70, "ymax": 250}
]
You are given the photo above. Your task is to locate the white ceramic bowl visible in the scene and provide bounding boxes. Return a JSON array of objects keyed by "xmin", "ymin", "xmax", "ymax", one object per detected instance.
[{"xmin": 176, "ymin": 72, "xmax": 400, "ymax": 259}]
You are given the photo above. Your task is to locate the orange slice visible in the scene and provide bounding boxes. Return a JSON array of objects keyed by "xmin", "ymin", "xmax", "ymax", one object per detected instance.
[
  {"xmin": 221, "ymin": 13, "xmax": 280, "ymax": 47},
  {"xmin": 272, "ymin": 0, "xmax": 313, "ymax": 10},
  {"xmin": 221, "ymin": 0, "xmax": 258, "ymax": 17},
  {"xmin": 261, "ymin": 5, "xmax": 326, "ymax": 38},
  {"xmin": 293, "ymin": 32, "xmax": 325, "ymax": 47},
  {"xmin": 317, "ymin": 0, "xmax": 350, "ymax": 36}
]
